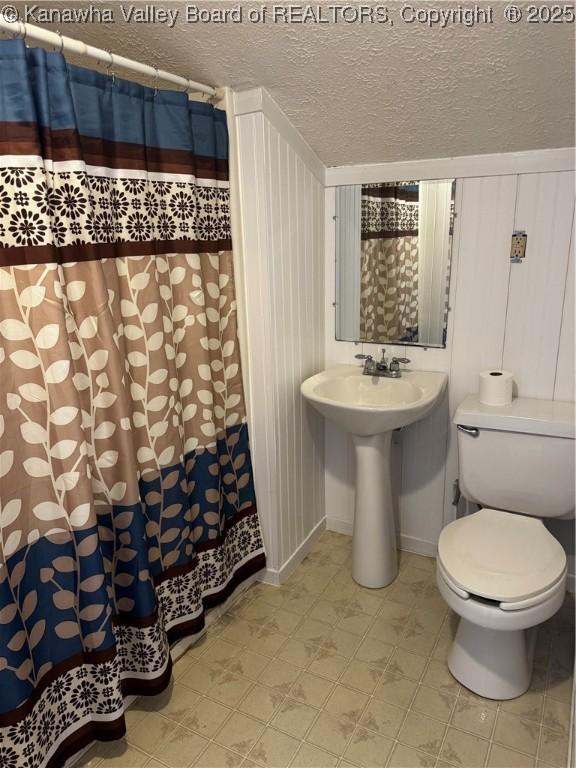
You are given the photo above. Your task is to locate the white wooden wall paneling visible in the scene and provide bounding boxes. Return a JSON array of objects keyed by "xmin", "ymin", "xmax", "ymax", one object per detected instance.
[
  {"xmin": 503, "ymin": 172, "xmax": 576, "ymax": 399},
  {"xmin": 234, "ymin": 91, "xmax": 326, "ymax": 579},
  {"xmin": 554, "ymin": 215, "xmax": 575, "ymax": 402}
]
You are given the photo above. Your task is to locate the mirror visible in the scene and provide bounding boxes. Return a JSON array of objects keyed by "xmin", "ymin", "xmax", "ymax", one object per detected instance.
[{"xmin": 335, "ymin": 179, "xmax": 456, "ymax": 347}]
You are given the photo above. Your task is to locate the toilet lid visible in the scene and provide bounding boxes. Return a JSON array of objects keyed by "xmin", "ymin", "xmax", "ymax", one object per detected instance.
[{"xmin": 438, "ymin": 508, "xmax": 567, "ymax": 602}]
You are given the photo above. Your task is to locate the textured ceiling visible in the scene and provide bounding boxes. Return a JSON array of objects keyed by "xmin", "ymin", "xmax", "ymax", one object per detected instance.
[{"xmin": 9, "ymin": 1, "xmax": 575, "ymax": 166}]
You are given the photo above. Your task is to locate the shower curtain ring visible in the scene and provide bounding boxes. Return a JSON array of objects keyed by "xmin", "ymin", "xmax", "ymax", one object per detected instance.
[
  {"xmin": 153, "ymin": 67, "xmax": 159, "ymax": 97},
  {"xmin": 56, "ymin": 30, "xmax": 64, "ymax": 54},
  {"xmin": 105, "ymin": 49, "xmax": 115, "ymax": 86}
]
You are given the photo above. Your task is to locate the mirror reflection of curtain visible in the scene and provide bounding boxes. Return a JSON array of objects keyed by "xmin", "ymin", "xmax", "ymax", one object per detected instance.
[{"xmin": 360, "ymin": 183, "xmax": 419, "ymax": 343}]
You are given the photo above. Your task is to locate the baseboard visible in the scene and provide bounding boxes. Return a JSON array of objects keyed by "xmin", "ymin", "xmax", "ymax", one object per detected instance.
[
  {"xmin": 325, "ymin": 517, "xmax": 353, "ymax": 536},
  {"xmin": 399, "ymin": 534, "xmax": 437, "ymax": 559},
  {"xmin": 260, "ymin": 516, "xmax": 327, "ymax": 586},
  {"xmin": 325, "ymin": 519, "xmax": 437, "ymax": 561}
]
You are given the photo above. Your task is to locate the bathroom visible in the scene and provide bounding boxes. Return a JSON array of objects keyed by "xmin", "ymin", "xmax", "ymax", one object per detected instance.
[{"xmin": 0, "ymin": 4, "xmax": 573, "ymax": 768}]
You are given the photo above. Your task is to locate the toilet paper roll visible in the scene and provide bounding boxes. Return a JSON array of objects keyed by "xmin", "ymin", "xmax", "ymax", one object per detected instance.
[{"xmin": 479, "ymin": 370, "xmax": 514, "ymax": 407}]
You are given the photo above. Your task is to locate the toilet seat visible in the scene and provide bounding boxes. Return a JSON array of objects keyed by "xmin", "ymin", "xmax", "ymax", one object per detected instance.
[{"xmin": 438, "ymin": 508, "xmax": 567, "ymax": 604}]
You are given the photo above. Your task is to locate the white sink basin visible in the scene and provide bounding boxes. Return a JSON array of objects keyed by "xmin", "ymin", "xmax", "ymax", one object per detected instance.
[
  {"xmin": 301, "ymin": 364, "xmax": 447, "ymax": 589},
  {"xmin": 301, "ymin": 365, "xmax": 447, "ymax": 435}
]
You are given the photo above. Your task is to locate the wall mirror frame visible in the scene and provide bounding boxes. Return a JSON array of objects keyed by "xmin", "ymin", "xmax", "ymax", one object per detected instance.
[{"xmin": 335, "ymin": 178, "xmax": 456, "ymax": 348}]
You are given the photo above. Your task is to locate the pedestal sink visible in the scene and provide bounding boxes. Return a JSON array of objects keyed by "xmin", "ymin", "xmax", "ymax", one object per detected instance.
[{"xmin": 301, "ymin": 364, "xmax": 447, "ymax": 588}]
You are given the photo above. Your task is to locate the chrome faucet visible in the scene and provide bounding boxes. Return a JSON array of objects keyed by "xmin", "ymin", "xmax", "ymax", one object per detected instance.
[{"xmin": 355, "ymin": 349, "xmax": 411, "ymax": 378}]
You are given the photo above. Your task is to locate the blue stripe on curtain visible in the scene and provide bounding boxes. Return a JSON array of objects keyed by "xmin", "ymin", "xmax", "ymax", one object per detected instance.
[{"xmin": 0, "ymin": 39, "xmax": 228, "ymax": 159}]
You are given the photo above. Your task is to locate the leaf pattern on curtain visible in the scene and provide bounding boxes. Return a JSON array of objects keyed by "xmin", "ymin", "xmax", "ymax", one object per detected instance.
[
  {"xmin": 0, "ymin": 40, "xmax": 265, "ymax": 768},
  {"xmin": 359, "ymin": 183, "xmax": 419, "ymax": 343}
]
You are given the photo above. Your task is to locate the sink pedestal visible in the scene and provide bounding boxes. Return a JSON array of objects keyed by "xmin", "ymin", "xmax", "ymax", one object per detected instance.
[{"xmin": 351, "ymin": 432, "xmax": 398, "ymax": 588}]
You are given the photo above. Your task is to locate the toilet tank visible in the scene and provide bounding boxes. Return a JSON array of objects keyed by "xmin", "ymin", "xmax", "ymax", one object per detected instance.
[{"xmin": 455, "ymin": 395, "xmax": 575, "ymax": 519}]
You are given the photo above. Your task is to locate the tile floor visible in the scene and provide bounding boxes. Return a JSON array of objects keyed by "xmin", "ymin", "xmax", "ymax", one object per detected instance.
[{"xmin": 79, "ymin": 531, "xmax": 574, "ymax": 768}]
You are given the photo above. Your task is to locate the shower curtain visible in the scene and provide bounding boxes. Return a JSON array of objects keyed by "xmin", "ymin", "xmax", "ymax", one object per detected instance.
[
  {"xmin": 0, "ymin": 40, "xmax": 265, "ymax": 768},
  {"xmin": 360, "ymin": 182, "xmax": 419, "ymax": 343}
]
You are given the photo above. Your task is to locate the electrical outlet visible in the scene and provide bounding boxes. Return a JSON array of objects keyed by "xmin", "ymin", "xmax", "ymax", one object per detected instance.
[{"xmin": 511, "ymin": 231, "xmax": 527, "ymax": 262}]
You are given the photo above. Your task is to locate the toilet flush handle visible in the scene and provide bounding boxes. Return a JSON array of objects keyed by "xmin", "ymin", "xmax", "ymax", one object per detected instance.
[{"xmin": 457, "ymin": 424, "xmax": 479, "ymax": 438}]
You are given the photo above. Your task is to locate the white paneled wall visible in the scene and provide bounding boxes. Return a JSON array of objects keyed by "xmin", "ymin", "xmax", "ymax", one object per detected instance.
[
  {"xmin": 232, "ymin": 89, "xmax": 325, "ymax": 582},
  {"xmin": 324, "ymin": 160, "xmax": 575, "ymax": 583}
]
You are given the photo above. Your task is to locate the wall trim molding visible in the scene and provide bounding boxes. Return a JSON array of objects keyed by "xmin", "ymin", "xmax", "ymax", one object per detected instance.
[
  {"xmin": 233, "ymin": 87, "xmax": 326, "ymax": 185},
  {"xmin": 260, "ymin": 516, "xmax": 327, "ymax": 586},
  {"xmin": 325, "ymin": 147, "xmax": 575, "ymax": 186}
]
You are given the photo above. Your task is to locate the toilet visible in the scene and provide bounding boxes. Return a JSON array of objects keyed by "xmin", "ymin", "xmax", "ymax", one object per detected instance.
[{"xmin": 437, "ymin": 394, "xmax": 574, "ymax": 700}]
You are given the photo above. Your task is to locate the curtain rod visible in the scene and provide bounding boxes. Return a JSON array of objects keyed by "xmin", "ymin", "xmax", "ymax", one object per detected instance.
[{"xmin": 0, "ymin": 18, "xmax": 218, "ymax": 97}]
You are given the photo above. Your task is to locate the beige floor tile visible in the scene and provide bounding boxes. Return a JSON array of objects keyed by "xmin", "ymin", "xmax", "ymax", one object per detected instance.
[
  {"xmin": 422, "ymin": 659, "xmax": 460, "ymax": 693},
  {"xmin": 307, "ymin": 711, "xmax": 356, "ymax": 755},
  {"xmin": 340, "ymin": 660, "xmax": 382, "ymax": 694},
  {"xmin": 214, "ymin": 712, "xmax": 265, "ymax": 757},
  {"xmin": 290, "ymin": 671, "xmax": 334, "ymax": 707},
  {"xmin": 238, "ymin": 684, "xmax": 284, "ymax": 722},
  {"xmin": 542, "ymin": 697, "xmax": 571, "ymax": 733},
  {"xmin": 354, "ymin": 637, "xmax": 394, "ymax": 670},
  {"xmin": 291, "ymin": 742, "xmax": 338, "ymax": 767},
  {"xmin": 180, "ymin": 665, "xmax": 252, "ymax": 706},
  {"xmin": 487, "ymin": 744, "xmax": 536, "ymax": 768},
  {"xmin": 343, "ymin": 726, "xmax": 394, "ymax": 768},
  {"xmin": 239, "ymin": 597, "xmax": 278, "ymax": 623},
  {"xmin": 387, "ymin": 649, "xmax": 427, "ymax": 681},
  {"xmin": 98, "ymin": 741, "xmax": 150, "ymax": 768},
  {"xmin": 226, "ymin": 651, "xmax": 270, "ymax": 681},
  {"xmin": 368, "ymin": 616, "xmax": 406, "ymax": 645},
  {"xmin": 397, "ymin": 711, "xmax": 446, "ymax": 756},
  {"xmin": 266, "ymin": 608, "xmax": 303, "ymax": 636},
  {"xmin": 386, "ymin": 582, "xmax": 420, "ymax": 608},
  {"xmin": 221, "ymin": 619, "xmax": 261, "ymax": 647},
  {"xmin": 546, "ymin": 669, "xmax": 573, "ymax": 703},
  {"xmin": 250, "ymin": 628, "xmax": 287, "ymax": 657},
  {"xmin": 323, "ymin": 581, "xmax": 357, "ymax": 603},
  {"xmin": 193, "ymin": 743, "xmax": 243, "ymax": 767},
  {"xmin": 450, "ymin": 697, "xmax": 496, "ymax": 739},
  {"xmin": 323, "ymin": 628, "xmax": 363, "ymax": 658},
  {"xmin": 295, "ymin": 618, "xmax": 333, "ymax": 645},
  {"xmin": 313, "ymin": 599, "xmax": 349, "ymax": 625},
  {"xmin": 373, "ymin": 672, "xmax": 418, "ymax": 708},
  {"xmin": 407, "ymin": 554, "xmax": 435, "ymax": 573},
  {"xmin": 143, "ymin": 760, "xmax": 169, "ymax": 768},
  {"xmin": 359, "ymin": 698, "xmax": 405, "ymax": 738},
  {"xmin": 493, "ymin": 711, "xmax": 540, "ymax": 756},
  {"xmin": 337, "ymin": 610, "xmax": 373, "ymax": 637},
  {"xmin": 458, "ymin": 686, "xmax": 499, "ymax": 711},
  {"xmin": 276, "ymin": 639, "xmax": 318, "ymax": 668},
  {"xmin": 137, "ymin": 682, "xmax": 200, "ymax": 723},
  {"xmin": 324, "ymin": 685, "xmax": 369, "ymax": 723},
  {"xmin": 398, "ymin": 627, "xmax": 437, "ymax": 657},
  {"xmin": 398, "ymin": 565, "xmax": 432, "ymax": 587},
  {"xmin": 406, "ymin": 607, "xmax": 446, "ymax": 635},
  {"xmin": 271, "ymin": 698, "xmax": 319, "ymax": 739},
  {"xmin": 252, "ymin": 584, "xmax": 285, "ymax": 608},
  {"xmin": 282, "ymin": 592, "xmax": 319, "ymax": 616},
  {"xmin": 440, "ymin": 727, "xmax": 490, "ymax": 768},
  {"xmin": 412, "ymin": 684, "xmax": 456, "ymax": 722},
  {"xmin": 181, "ymin": 697, "xmax": 233, "ymax": 738},
  {"xmin": 201, "ymin": 639, "xmax": 242, "ymax": 667},
  {"xmin": 502, "ymin": 689, "xmax": 544, "ymax": 723},
  {"xmin": 308, "ymin": 649, "xmax": 349, "ymax": 681},
  {"xmin": 127, "ymin": 712, "xmax": 180, "ymax": 754},
  {"xmin": 249, "ymin": 727, "xmax": 300, "ymax": 767},
  {"xmin": 347, "ymin": 592, "xmax": 383, "ymax": 616},
  {"xmin": 152, "ymin": 726, "xmax": 208, "ymax": 768},
  {"xmin": 388, "ymin": 743, "xmax": 436, "ymax": 768},
  {"xmin": 432, "ymin": 634, "xmax": 453, "ymax": 663},
  {"xmin": 538, "ymin": 727, "xmax": 569, "ymax": 767},
  {"xmin": 259, "ymin": 658, "xmax": 302, "ymax": 693}
]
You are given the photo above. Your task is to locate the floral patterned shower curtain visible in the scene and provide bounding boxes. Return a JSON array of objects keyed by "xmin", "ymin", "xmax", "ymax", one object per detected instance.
[
  {"xmin": 0, "ymin": 40, "xmax": 265, "ymax": 768},
  {"xmin": 360, "ymin": 182, "xmax": 419, "ymax": 343}
]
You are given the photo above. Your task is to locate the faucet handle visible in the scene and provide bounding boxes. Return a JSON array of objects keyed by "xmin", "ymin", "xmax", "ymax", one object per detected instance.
[
  {"xmin": 355, "ymin": 353, "xmax": 373, "ymax": 361},
  {"xmin": 392, "ymin": 357, "xmax": 411, "ymax": 364}
]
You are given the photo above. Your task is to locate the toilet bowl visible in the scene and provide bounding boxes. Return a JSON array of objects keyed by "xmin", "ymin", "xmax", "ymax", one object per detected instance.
[
  {"xmin": 438, "ymin": 395, "xmax": 574, "ymax": 700},
  {"xmin": 437, "ymin": 508, "xmax": 567, "ymax": 699}
]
